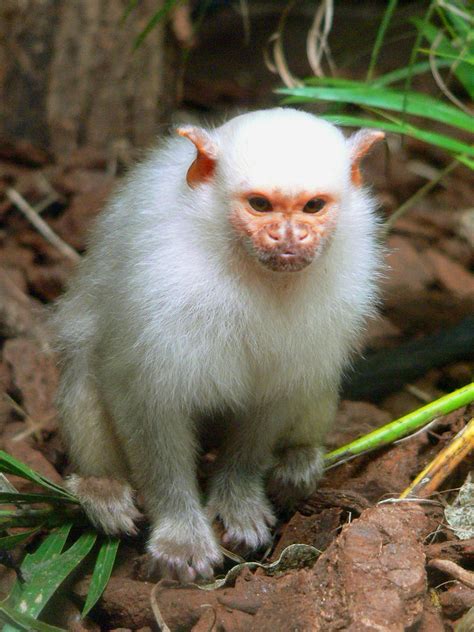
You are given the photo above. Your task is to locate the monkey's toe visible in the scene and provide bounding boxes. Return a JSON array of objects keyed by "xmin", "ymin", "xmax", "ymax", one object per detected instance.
[
  {"xmin": 147, "ymin": 517, "xmax": 223, "ymax": 583},
  {"xmin": 209, "ymin": 493, "xmax": 276, "ymax": 553},
  {"xmin": 268, "ymin": 445, "xmax": 325, "ymax": 509},
  {"xmin": 66, "ymin": 475, "xmax": 142, "ymax": 535}
]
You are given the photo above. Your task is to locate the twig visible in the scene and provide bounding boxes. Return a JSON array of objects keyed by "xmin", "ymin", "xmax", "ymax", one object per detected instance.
[
  {"xmin": 428, "ymin": 558, "xmax": 474, "ymax": 589},
  {"xmin": 265, "ymin": 0, "xmax": 303, "ymax": 89},
  {"xmin": 382, "ymin": 158, "xmax": 459, "ymax": 236},
  {"xmin": 306, "ymin": 0, "xmax": 335, "ymax": 78},
  {"xmin": 6, "ymin": 188, "xmax": 81, "ymax": 264},
  {"xmin": 429, "ymin": 32, "xmax": 473, "ymax": 116},
  {"xmin": 150, "ymin": 582, "xmax": 171, "ymax": 632},
  {"xmin": 399, "ymin": 418, "xmax": 474, "ymax": 499},
  {"xmin": 2, "ymin": 393, "xmax": 47, "ymax": 443}
]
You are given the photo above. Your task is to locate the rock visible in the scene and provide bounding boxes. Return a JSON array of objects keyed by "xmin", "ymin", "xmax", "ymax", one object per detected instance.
[
  {"xmin": 424, "ymin": 248, "xmax": 474, "ymax": 297},
  {"xmin": 51, "ymin": 183, "xmax": 113, "ymax": 251},
  {"xmin": 271, "ymin": 508, "xmax": 342, "ymax": 560},
  {"xmin": 51, "ymin": 168, "xmax": 114, "ymax": 196},
  {"xmin": 3, "ymin": 437, "xmax": 63, "ymax": 484},
  {"xmin": 328, "ymin": 400, "xmax": 391, "ymax": 450},
  {"xmin": 307, "ymin": 504, "xmax": 429, "ymax": 631},
  {"xmin": 2, "ymin": 337, "xmax": 58, "ymax": 421},
  {"xmin": 439, "ymin": 583, "xmax": 474, "ymax": 619},
  {"xmin": 438, "ymin": 237, "xmax": 473, "ymax": 268},
  {"xmin": 0, "ymin": 269, "xmax": 36, "ymax": 336},
  {"xmin": 26, "ymin": 263, "xmax": 72, "ymax": 301},
  {"xmin": 364, "ymin": 315, "xmax": 402, "ymax": 350},
  {"xmin": 384, "ymin": 235, "xmax": 435, "ymax": 295}
]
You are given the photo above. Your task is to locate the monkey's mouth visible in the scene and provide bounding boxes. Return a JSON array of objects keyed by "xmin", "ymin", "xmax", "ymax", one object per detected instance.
[{"xmin": 259, "ymin": 250, "xmax": 313, "ymax": 272}]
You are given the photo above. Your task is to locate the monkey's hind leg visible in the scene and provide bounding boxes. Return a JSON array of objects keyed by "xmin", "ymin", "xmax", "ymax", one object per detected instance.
[
  {"xmin": 56, "ymin": 359, "xmax": 141, "ymax": 535},
  {"xmin": 267, "ymin": 388, "xmax": 338, "ymax": 510}
]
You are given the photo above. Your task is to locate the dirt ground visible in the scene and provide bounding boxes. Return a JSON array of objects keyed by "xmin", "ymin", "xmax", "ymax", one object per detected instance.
[{"xmin": 1, "ymin": 7, "xmax": 474, "ymax": 631}]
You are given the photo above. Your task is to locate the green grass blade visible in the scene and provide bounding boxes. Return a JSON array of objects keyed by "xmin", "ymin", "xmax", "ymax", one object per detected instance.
[
  {"xmin": 0, "ymin": 493, "xmax": 78, "ymax": 506},
  {"xmin": 0, "ymin": 603, "xmax": 66, "ymax": 632},
  {"xmin": 325, "ymin": 382, "xmax": 474, "ymax": 467},
  {"xmin": 82, "ymin": 536, "xmax": 120, "ymax": 617},
  {"xmin": 0, "ymin": 528, "xmax": 40, "ymax": 551},
  {"xmin": 367, "ymin": 0, "xmax": 399, "ymax": 80},
  {"xmin": 121, "ymin": 0, "xmax": 140, "ymax": 25},
  {"xmin": 419, "ymin": 48, "xmax": 474, "ymax": 65},
  {"xmin": 413, "ymin": 17, "xmax": 474, "ymax": 99},
  {"xmin": 371, "ymin": 59, "xmax": 453, "ymax": 86},
  {"xmin": 318, "ymin": 113, "xmax": 474, "ymax": 159},
  {"xmin": 0, "ymin": 452, "xmax": 77, "ymax": 501},
  {"xmin": 277, "ymin": 85, "xmax": 474, "ymax": 132},
  {"xmin": 133, "ymin": 0, "xmax": 180, "ymax": 50},
  {"xmin": 0, "ymin": 508, "xmax": 82, "ymax": 530},
  {"xmin": 21, "ymin": 523, "xmax": 72, "ymax": 575},
  {"xmin": 443, "ymin": 0, "xmax": 471, "ymax": 38}
]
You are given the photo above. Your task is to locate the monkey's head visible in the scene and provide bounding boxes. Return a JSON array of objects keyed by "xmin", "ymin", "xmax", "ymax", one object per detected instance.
[{"xmin": 178, "ymin": 109, "xmax": 383, "ymax": 273}]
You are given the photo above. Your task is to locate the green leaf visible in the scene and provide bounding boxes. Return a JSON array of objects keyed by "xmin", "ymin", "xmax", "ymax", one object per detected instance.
[
  {"xmin": 277, "ymin": 85, "xmax": 474, "ymax": 133},
  {"xmin": 318, "ymin": 113, "xmax": 474, "ymax": 161},
  {"xmin": 0, "ymin": 602, "xmax": 66, "ymax": 632},
  {"xmin": 82, "ymin": 536, "xmax": 120, "ymax": 617},
  {"xmin": 0, "ymin": 528, "xmax": 40, "ymax": 551},
  {"xmin": 0, "ymin": 452, "xmax": 77, "ymax": 502},
  {"xmin": 367, "ymin": 0, "xmax": 399, "ymax": 80}
]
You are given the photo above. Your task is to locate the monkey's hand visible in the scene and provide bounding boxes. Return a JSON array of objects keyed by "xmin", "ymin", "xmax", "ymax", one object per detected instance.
[
  {"xmin": 267, "ymin": 445, "xmax": 325, "ymax": 510},
  {"xmin": 66, "ymin": 475, "xmax": 142, "ymax": 535},
  {"xmin": 147, "ymin": 514, "xmax": 223, "ymax": 583},
  {"xmin": 207, "ymin": 478, "xmax": 276, "ymax": 553}
]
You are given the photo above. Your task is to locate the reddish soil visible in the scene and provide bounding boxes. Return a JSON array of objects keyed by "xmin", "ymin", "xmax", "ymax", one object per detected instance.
[{"xmin": 0, "ymin": 117, "xmax": 473, "ymax": 630}]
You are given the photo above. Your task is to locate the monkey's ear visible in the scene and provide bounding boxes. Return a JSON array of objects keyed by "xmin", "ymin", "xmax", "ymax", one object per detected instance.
[
  {"xmin": 348, "ymin": 129, "xmax": 385, "ymax": 187},
  {"xmin": 177, "ymin": 126, "xmax": 218, "ymax": 188}
]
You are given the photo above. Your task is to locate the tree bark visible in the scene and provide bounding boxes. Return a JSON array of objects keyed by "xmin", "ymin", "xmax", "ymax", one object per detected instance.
[{"xmin": 0, "ymin": 0, "xmax": 178, "ymax": 159}]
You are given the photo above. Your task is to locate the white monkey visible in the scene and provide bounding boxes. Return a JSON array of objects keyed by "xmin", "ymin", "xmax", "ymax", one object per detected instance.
[{"xmin": 54, "ymin": 108, "xmax": 384, "ymax": 582}]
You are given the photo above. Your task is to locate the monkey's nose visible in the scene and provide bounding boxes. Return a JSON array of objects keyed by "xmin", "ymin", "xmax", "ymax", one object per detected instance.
[
  {"xmin": 296, "ymin": 227, "xmax": 309, "ymax": 241},
  {"xmin": 266, "ymin": 225, "xmax": 282, "ymax": 242}
]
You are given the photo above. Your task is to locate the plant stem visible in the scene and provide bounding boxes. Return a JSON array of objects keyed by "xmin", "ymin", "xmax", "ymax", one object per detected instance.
[
  {"xmin": 324, "ymin": 383, "xmax": 474, "ymax": 468},
  {"xmin": 382, "ymin": 157, "xmax": 459, "ymax": 236}
]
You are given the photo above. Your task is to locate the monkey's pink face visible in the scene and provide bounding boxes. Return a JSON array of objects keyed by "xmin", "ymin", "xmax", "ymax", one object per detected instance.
[{"xmin": 229, "ymin": 190, "xmax": 339, "ymax": 272}]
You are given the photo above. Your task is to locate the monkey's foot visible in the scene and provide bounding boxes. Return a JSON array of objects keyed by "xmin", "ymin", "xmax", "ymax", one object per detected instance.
[
  {"xmin": 66, "ymin": 475, "xmax": 141, "ymax": 535},
  {"xmin": 207, "ymin": 487, "xmax": 276, "ymax": 553},
  {"xmin": 147, "ymin": 516, "xmax": 223, "ymax": 583},
  {"xmin": 267, "ymin": 445, "xmax": 325, "ymax": 509}
]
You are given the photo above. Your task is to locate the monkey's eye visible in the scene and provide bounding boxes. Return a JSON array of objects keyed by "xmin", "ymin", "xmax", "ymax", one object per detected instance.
[
  {"xmin": 303, "ymin": 198, "xmax": 326, "ymax": 214},
  {"xmin": 248, "ymin": 196, "xmax": 273, "ymax": 212}
]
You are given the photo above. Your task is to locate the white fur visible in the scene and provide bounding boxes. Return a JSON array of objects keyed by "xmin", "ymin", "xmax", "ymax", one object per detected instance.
[{"xmin": 53, "ymin": 108, "xmax": 382, "ymax": 579}]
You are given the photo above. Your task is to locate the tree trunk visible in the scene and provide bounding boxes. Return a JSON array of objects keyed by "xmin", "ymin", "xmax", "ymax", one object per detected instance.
[{"xmin": 0, "ymin": 0, "xmax": 178, "ymax": 159}]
